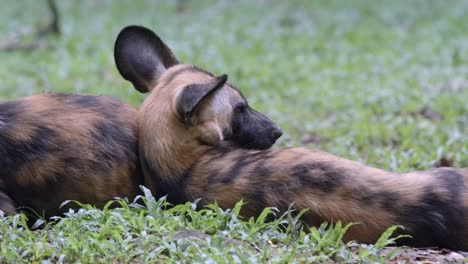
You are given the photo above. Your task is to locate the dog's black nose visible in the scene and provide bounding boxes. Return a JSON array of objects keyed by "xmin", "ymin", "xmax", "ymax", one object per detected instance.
[{"xmin": 272, "ymin": 128, "xmax": 283, "ymax": 140}]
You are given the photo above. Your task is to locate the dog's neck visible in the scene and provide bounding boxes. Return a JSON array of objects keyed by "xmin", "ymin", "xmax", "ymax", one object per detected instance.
[{"xmin": 138, "ymin": 94, "xmax": 212, "ymax": 194}]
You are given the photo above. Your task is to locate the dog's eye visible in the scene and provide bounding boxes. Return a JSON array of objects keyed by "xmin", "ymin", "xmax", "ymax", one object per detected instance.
[{"xmin": 234, "ymin": 103, "xmax": 247, "ymax": 113}]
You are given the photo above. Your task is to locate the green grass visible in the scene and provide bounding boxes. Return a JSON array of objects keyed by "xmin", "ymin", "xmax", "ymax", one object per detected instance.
[
  {"xmin": 0, "ymin": 187, "xmax": 403, "ymax": 263},
  {"xmin": 0, "ymin": 0, "xmax": 467, "ymax": 262}
]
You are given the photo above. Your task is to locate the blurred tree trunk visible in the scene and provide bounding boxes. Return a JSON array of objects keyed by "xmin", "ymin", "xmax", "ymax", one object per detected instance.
[{"xmin": 0, "ymin": 0, "xmax": 60, "ymax": 51}]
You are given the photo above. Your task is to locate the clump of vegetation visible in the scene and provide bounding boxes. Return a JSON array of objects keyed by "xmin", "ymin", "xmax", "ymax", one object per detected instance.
[{"xmin": 0, "ymin": 187, "xmax": 403, "ymax": 263}]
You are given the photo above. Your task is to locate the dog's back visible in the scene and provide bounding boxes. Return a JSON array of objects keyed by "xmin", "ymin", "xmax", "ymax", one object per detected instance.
[{"xmin": 0, "ymin": 93, "xmax": 142, "ymax": 217}]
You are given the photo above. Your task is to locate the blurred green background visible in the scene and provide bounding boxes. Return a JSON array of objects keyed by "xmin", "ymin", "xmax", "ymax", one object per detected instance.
[{"xmin": 0, "ymin": 0, "xmax": 467, "ymax": 170}]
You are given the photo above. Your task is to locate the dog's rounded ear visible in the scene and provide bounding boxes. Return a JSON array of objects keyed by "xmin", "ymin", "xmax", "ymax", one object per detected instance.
[
  {"xmin": 175, "ymin": 74, "xmax": 228, "ymax": 124},
  {"xmin": 114, "ymin": 25, "xmax": 179, "ymax": 93}
]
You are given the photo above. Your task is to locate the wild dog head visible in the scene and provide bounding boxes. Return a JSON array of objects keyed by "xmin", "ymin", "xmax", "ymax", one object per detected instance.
[{"xmin": 114, "ymin": 25, "xmax": 282, "ymax": 150}]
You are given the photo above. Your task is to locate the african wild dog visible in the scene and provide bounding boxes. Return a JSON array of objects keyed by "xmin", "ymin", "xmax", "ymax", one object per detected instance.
[
  {"xmin": 115, "ymin": 25, "xmax": 468, "ymax": 250},
  {"xmin": 114, "ymin": 25, "xmax": 282, "ymax": 195},
  {"xmin": 0, "ymin": 29, "xmax": 280, "ymax": 218}
]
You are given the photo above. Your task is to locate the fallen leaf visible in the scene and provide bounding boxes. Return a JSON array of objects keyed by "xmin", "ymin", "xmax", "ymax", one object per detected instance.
[
  {"xmin": 419, "ymin": 107, "xmax": 443, "ymax": 122},
  {"xmin": 433, "ymin": 155, "xmax": 454, "ymax": 168}
]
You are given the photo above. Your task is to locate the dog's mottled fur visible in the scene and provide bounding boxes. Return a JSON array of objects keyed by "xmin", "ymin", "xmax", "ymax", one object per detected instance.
[
  {"xmin": 0, "ymin": 94, "xmax": 141, "ymax": 217},
  {"xmin": 116, "ymin": 25, "xmax": 468, "ymax": 250}
]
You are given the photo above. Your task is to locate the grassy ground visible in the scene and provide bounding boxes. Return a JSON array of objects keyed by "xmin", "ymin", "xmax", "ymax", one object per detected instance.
[{"xmin": 0, "ymin": 0, "xmax": 467, "ymax": 263}]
